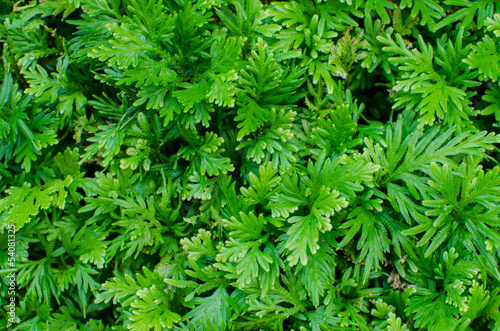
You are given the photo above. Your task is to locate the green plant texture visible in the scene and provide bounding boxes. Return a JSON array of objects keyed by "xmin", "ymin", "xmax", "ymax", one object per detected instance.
[{"xmin": 2, "ymin": 0, "xmax": 500, "ymax": 330}]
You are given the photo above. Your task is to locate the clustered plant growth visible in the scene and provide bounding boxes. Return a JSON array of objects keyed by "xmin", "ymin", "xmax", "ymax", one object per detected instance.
[{"xmin": 1, "ymin": 0, "xmax": 500, "ymax": 330}]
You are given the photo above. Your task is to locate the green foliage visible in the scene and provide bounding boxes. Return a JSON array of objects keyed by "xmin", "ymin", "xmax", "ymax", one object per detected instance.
[
  {"xmin": 464, "ymin": 13, "xmax": 500, "ymax": 83},
  {"xmin": 2, "ymin": 0, "xmax": 500, "ymax": 330},
  {"xmin": 0, "ymin": 68, "xmax": 58, "ymax": 172},
  {"xmin": 378, "ymin": 30, "xmax": 480, "ymax": 130},
  {"xmin": 95, "ymin": 267, "xmax": 181, "ymax": 330}
]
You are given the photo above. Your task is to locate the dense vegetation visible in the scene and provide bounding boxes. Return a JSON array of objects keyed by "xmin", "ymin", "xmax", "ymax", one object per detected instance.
[{"xmin": 1, "ymin": 0, "xmax": 500, "ymax": 330}]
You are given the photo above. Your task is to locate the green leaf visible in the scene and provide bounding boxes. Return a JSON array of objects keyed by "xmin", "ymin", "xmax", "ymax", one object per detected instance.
[
  {"xmin": 129, "ymin": 286, "xmax": 181, "ymax": 330},
  {"xmin": 464, "ymin": 35, "xmax": 500, "ymax": 82},
  {"xmin": 0, "ymin": 177, "xmax": 73, "ymax": 230},
  {"xmin": 183, "ymin": 288, "xmax": 232, "ymax": 330}
]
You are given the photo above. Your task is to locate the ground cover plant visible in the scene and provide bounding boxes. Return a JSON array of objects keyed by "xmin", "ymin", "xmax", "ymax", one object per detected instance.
[{"xmin": 1, "ymin": 0, "xmax": 500, "ymax": 329}]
